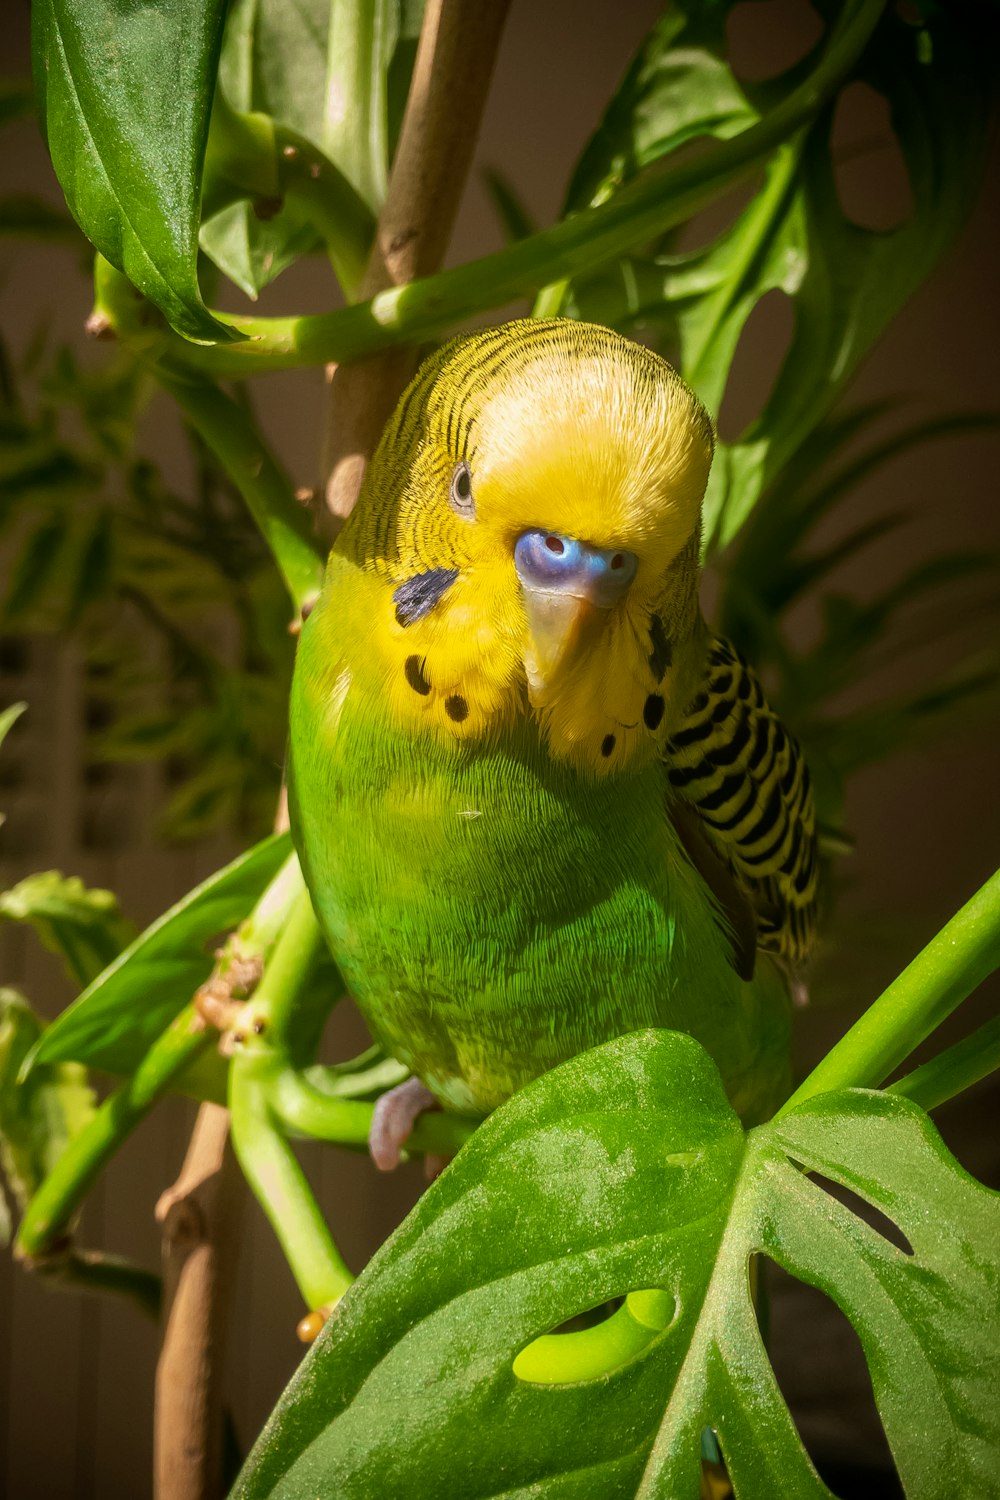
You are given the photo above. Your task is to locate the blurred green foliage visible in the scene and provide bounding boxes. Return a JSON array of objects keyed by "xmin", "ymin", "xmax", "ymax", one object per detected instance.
[{"xmin": 0, "ymin": 336, "xmax": 296, "ymax": 839}]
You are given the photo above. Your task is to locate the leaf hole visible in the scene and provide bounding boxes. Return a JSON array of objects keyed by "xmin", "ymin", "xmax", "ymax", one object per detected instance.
[
  {"xmin": 726, "ymin": 1, "xmax": 825, "ymax": 82},
  {"xmin": 716, "ymin": 289, "xmax": 795, "ymax": 443},
  {"xmin": 793, "ymin": 1163, "xmax": 914, "ymax": 1256},
  {"xmin": 513, "ymin": 1288, "xmax": 676, "ymax": 1386},
  {"xmin": 761, "ymin": 1257, "xmax": 903, "ymax": 1495},
  {"xmin": 831, "ymin": 82, "xmax": 915, "ymax": 232}
]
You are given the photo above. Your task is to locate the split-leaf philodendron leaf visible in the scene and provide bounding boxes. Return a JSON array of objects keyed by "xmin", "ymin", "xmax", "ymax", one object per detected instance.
[
  {"xmin": 561, "ymin": 0, "xmax": 999, "ymax": 551},
  {"xmin": 232, "ymin": 1030, "xmax": 1000, "ymax": 1500},
  {"xmin": 32, "ymin": 0, "xmax": 237, "ymax": 342}
]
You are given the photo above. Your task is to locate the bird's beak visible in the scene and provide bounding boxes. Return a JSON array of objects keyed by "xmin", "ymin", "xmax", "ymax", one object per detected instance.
[
  {"xmin": 521, "ymin": 587, "xmax": 605, "ymax": 689},
  {"xmin": 514, "ymin": 529, "xmax": 637, "ymax": 690}
]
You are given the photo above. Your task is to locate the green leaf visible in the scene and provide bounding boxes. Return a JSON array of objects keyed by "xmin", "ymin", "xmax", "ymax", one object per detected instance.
[
  {"xmin": 150, "ymin": 367, "xmax": 323, "ymax": 613},
  {"xmin": 199, "ymin": 198, "xmax": 320, "ymax": 301},
  {"xmin": 204, "ymin": 0, "xmax": 416, "ymax": 296},
  {"xmin": 0, "ymin": 701, "xmax": 25, "ymax": 833},
  {"xmin": 0, "ymin": 701, "xmax": 26, "ymax": 752},
  {"xmin": 218, "ymin": 0, "xmax": 329, "ymax": 154},
  {"xmin": 561, "ymin": 0, "xmax": 998, "ymax": 550},
  {"xmin": 321, "ymin": 0, "xmax": 394, "ymax": 211},
  {"xmin": 3, "ymin": 515, "xmax": 69, "ymax": 619},
  {"xmin": 64, "ymin": 508, "xmax": 116, "ymax": 623},
  {"xmin": 231, "ymin": 1030, "xmax": 1000, "ymax": 1500},
  {"xmin": 219, "ymin": 0, "xmax": 397, "ymax": 198},
  {"xmin": 815, "ymin": 656, "xmax": 1000, "ymax": 781},
  {"xmin": 26, "ymin": 831, "xmax": 292, "ymax": 1077},
  {"xmin": 0, "ymin": 989, "xmax": 96, "ymax": 1243},
  {"xmin": 725, "ymin": 408, "xmax": 1000, "ymax": 637},
  {"xmin": 711, "ymin": 402, "xmax": 1000, "ymax": 806},
  {"xmin": 31, "ymin": 0, "xmax": 238, "ymax": 343},
  {"xmin": 785, "ymin": 549, "xmax": 1000, "ymax": 721},
  {"xmin": 204, "ymin": 0, "xmax": 326, "ymax": 296},
  {"xmin": 767, "ymin": 1094, "xmax": 1000, "ymax": 1498},
  {"xmin": 0, "ymin": 871, "xmax": 134, "ymax": 990},
  {"xmin": 564, "ymin": 7, "xmax": 755, "ymax": 215},
  {"xmin": 217, "ymin": 0, "xmax": 417, "ymax": 210},
  {"xmin": 385, "ymin": 0, "xmax": 424, "ymax": 163}
]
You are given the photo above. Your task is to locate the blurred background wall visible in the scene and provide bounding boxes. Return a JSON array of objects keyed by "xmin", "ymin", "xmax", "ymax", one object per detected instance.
[{"xmin": 1, "ymin": 1, "xmax": 998, "ymax": 1495}]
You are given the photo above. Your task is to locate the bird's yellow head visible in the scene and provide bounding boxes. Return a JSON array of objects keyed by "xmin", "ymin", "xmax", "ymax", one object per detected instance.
[{"xmin": 333, "ymin": 318, "xmax": 714, "ymax": 775}]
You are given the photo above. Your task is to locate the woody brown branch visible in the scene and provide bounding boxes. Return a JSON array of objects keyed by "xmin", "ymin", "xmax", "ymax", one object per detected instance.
[
  {"xmin": 154, "ymin": 1103, "xmax": 241, "ymax": 1500},
  {"xmin": 322, "ymin": 0, "xmax": 513, "ymax": 525}
]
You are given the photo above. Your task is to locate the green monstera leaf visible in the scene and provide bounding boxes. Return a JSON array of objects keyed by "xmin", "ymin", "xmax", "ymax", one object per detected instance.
[{"xmin": 232, "ymin": 1030, "xmax": 999, "ymax": 1500}]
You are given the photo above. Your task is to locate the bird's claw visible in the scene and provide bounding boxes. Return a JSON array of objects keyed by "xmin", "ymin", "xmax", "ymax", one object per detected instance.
[{"xmin": 369, "ymin": 1077, "xmax": 441, "ymax": 1172}]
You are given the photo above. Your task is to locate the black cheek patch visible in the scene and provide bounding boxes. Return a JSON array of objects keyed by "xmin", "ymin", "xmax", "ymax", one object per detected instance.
[
  {"xmin": 404, "ymin": 656, "xmax": 432, "ymax": 695},
  {"xmin": 394, "ymin": 568, "xmax": 459, "ymax": 626},
  {"xmin": 644, "ymin": 694, "xmax": 666, "ymax": 731}
]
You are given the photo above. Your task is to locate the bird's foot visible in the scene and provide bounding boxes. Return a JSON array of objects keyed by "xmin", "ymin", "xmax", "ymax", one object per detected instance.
[{"xmin": 369, "ymin": 1077, "xmax": 441, "ymax": 1173}]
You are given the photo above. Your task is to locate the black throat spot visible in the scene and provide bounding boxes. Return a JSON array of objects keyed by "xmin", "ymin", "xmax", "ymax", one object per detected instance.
[
  {"xmin": 394, "ymin": 567, "xmax": 459, "ymax": 627},
  {"xmin": 404, "ymin": 655, "xmax": 432, "ymax": 695}
]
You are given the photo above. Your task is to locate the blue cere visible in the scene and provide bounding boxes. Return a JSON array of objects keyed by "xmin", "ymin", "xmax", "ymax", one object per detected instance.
[{"xmin": 514, "ymin": 530, "xmax": 637, "ymax": 606}]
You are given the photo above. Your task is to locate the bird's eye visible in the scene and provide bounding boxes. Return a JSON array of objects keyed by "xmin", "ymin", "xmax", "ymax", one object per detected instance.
[{"xmin": 449, "ymin": 461, "xmax": 475, "ymax": 518}]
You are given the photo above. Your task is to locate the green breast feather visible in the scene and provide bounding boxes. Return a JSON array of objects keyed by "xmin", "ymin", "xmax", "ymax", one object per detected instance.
[{"xmin": 290, "ymin": 587, "xmax": 793, "ymax": 1124}]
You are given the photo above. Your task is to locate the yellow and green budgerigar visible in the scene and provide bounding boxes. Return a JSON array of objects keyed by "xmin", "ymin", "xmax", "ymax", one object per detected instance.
[{"xmin": 289, "ymin": 319, "xmax": 818, "ymax": 1164}]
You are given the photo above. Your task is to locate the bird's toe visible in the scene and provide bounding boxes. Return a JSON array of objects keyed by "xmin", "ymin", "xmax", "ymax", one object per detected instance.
[{"xmin": 369, "ymin": 1076, "xmax": 441, "ymax": 1171}]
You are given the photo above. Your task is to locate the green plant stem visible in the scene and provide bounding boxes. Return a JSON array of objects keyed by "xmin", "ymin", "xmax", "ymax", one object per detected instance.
[
  {"xmin": 269, "ymin": 1067, "xmax": 478, "ymax": 1157},
  {"xmin": 532, "ymin": 279, "xmax": 570, "ymax": 319},
  {"xmin": 238, "ymin": 885, "xmax": 326, "ymax": 1046},
  {"xmin": 104, "ymin": 0, "xmax": 885, "ymax": 377},
  {"xmin": 303, "ymin": 1052, "xmax": 409, "ymax": 1100},
  {"xmin": 276, "ymin": 123, "xmax": 372, "ymax": 298},
  {"xmin": 205, "ymin": 92, "xmax": 375, "ymax": 296},
  {"xmin": 228, "ymin": 889, "xmax": 354, "ymax": 1306},
  {"xmin": 888, "ymin": 1013, "xmax": 1000, "ymax": 1114},
  {"xmin": 14, "ymin": 854, "xmax": 310, "ymax": 1261},
  {"xmin": 15, "ymin": 1004, "xmax": 209, "ymax": 1259},
  {"xmin": 31, "ymin": 1246, "xmax": 162, "ymax": 1318},
  {"xmin": 237, "ymin": 850, "xmax": 306, "ymax": 954},
  {"xmin": 227, "ymin": 889, "xmax": 478, "ymax": 1306},
  {"xmin": 777, "ymin": 867, "xmax": 1000, "ymax": 1118},
  {"xmin": 321, "ymin": 0, "xmax": 389, "ymax": 214},
  {"xmin": 144, "ymin": 364, "xmax": 324, "ymax": 613},
  {"xmin": 230, "ymin": 1060, "xmax": 354, "ymax": 1309}
]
